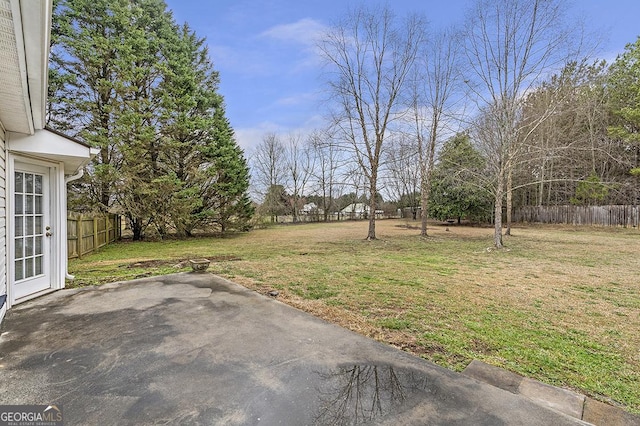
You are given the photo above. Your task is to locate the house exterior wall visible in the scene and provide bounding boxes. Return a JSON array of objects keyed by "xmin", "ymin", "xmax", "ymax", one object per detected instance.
[
  {"xmin": 0, "ymin": 124, "xmax": 7, "ymax": 323},
  {"xmin": 0, "ymin": 1, "xmax": 89, "ymax": 327},
  {"xmin": 5, "ymin": 152, "xmax": 70, "ymax": 309}
]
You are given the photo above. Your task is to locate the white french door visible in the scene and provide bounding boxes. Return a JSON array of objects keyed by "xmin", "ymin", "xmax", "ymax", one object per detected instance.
[{"xmin": 12, "ymin": 163, "xmax": 52, "ymax": 300}]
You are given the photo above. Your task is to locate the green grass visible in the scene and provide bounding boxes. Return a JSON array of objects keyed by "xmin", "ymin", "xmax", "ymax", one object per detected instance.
[{"xmin": 69, "ymin": 220, "xmax": 640, "ymax": 414}]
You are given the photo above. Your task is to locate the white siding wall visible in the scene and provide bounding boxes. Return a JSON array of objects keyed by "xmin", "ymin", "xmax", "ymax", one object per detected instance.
[{"xmin": 0, "ymin": 124, "xmax": 6, "ymax": 323}]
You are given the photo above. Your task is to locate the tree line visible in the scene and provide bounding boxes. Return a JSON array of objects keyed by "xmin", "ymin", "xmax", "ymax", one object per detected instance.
[
  {"xmin": 251, "ymin": 0, "xmax": 640, "ymax": 247},
  {"xmin": 48, "ymin": 0, "xmax": 638, "ymax": 246},
  {"xmin": 48, "ymin": 0, "xmax": 253, "ymax": 240}
]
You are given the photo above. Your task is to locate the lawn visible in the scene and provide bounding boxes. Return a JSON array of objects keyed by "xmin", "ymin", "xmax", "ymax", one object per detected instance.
[{"xmin": 69, "ymin": 219, "xmax": 640, "ymax": 414}]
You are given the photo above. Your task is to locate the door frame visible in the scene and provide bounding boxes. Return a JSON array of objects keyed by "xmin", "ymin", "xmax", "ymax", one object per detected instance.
[{"xmin": 7, "ymin": 154, "xmax": 63, "ymax": 307}]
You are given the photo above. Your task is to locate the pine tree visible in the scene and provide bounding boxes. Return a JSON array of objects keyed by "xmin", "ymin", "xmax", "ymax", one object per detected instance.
[
  {"xmin": 158, "ymin": 24, "xmax": 253, "ymax": 236},
  {"xmin": 608, "ymin": 37, "xmax": 640, "ymax": 204},
  {"xmin": 429, "ymin": 134, "xmax": 492, "ymax": 223},
  {"xmin": 205, "ymin": 109, "xmax": 254, "ymax": 233},
  {"xmin": 50, "ymin": 0, "xmax": 253, "ymax": 239},
  {"xmin": 113, "ymin": 0, "xmax": 176, "ymax": 239},
  {"xmin": 50, "ymin": 0, "xmax": 131, "ymax": 210}
]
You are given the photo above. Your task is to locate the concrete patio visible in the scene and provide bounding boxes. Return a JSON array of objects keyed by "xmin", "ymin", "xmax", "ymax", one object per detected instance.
[{"xmin": 0, "ymin": 273, "xmax": 628, "ymax": 425}]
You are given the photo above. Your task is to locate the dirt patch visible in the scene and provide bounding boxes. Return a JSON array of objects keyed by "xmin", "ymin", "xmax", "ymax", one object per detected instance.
[
  {"xmin": 128, "ymin": 260, "xmax": 171, "ymax": 269},
  {"xmin": 128, "ymin": 255, "xmax": 241, "ymax": 269},
  {"xmin": 395, "ymin": 224, "xmax": 421, "ymax": 230},
  {"xmin": 384, "ymin": 331, "xmax": 450, "ymax": 358},
  {"xmin": 208, "ymin": 255, "xmax": 242, "ymax": 262},
  {"xmin": 471, "ymin": 338, "xmax": 495, "ymax": 355}
]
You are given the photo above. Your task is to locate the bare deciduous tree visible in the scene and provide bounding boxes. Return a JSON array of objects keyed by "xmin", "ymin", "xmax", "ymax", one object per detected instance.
[
  {"xmin": 252, "ymin": 132, "xmax": 287, "ymax": 221},
  {"xmin": 464, "ymin": 0, "xmax": 577, "ymax": 247},
  {"xmin": 285, "ymin": 133, "xmax": 315, "ymax": 223},
  {"xmin": 319, "ymin": 6, "xmax": 426, "ymax": 239},
  {"xmin": 385, "ymin": 135, "xmax": 420, "ymax": 219},
  {"xmin": 514, "ymin": 61, "xmax": 608, "ymax": 206},
  {"xmin": 252, "ymin": 132, "xmax": 286, "ymax": 198},
  {"xmin": 413, "ymin": 27, "xmax": 462, "ymax": 236},
  {"xmin": 309, "ymin": 129, "xmax": 345, "ymax": 221}
]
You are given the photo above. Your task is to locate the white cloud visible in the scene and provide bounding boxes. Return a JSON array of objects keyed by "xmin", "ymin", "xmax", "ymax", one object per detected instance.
[
  {"xmin": 235, "ymin": 122, "xmax": 282, "ymax": 154},
  {"xmin": 260, "ymin": 18, "xmax": 328, "ymax": 47},
  {"xmin": 273, "ymin": 91, "xmax": 318, "ymax": 107},
  {"xmin": 207, "ymin": 18, "xmax": 328, "ymax": 77},
  {"xmin": 258, "ymin": 18, "xmax": 329, "ymax": 72},
  {"xmin": 235, "ymin": 113, "xmax": 327, "ymax": 155}
]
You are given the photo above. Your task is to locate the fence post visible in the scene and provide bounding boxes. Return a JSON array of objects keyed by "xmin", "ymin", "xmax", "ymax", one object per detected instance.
[
  {"xmin": 107, "ymin": 214, "xmax": 112, "ymax": 244},
  {"xmin": 69, "ymin": 213, "xmax": 123, "ymax": 259},
  {"xmin": 76, "ymin": 214, "xmax": 83, "ymax": 259},
  {"xmin": 93, "ymin": 216, "xmax": 99, "ymax": 252}
]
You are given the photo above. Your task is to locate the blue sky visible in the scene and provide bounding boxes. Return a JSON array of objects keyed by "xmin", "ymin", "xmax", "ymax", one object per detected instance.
[{"xmin": 165, "ymin": 0, "xmax": 640, "ymax": 154}]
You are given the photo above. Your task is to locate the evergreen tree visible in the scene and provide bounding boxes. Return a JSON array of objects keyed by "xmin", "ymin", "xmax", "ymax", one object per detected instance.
[
  {"xmin": 50, "ymin": 0, "xmax": 131, "ymax": 210},
  {"xmin": 157, "ymin": 23, "xmax": 223, "ymax": 236},
  {"xmin": 608, "ymin": 37, "xmax": 640, "ymax": 149},
  {"xmin": 49, "ymin": 0, "xmax": 252, "ymax": 239},
  {"xmin": 113, "ymin": 0, "xmax": 175, "ymax": 240},
  {"xmin": 570, "ymin": 174, "xmax": 610, "ymax": 206},
  {"xmin": 608, "ymin": 37, "xmax": 640, "ymax": 203},
  {"xmin": 259, "ymin": 185, "xmax": 290, "ymax": 222},
  {"xmin": 204, "ymin": 109, "xmax": 254, "ymax": 233},
  {"xmin": 429, "ymin": 134, "xmax": 492, "ymax": 223},
  {"xmin": 157, "ymin": 24, "xmax": 253, "ymax": 235}
]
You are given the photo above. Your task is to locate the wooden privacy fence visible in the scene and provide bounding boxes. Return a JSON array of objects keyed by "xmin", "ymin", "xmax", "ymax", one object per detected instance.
[
  {"xmin": 513, "ymin": 205, "xmax": 639, "ymax": 228},
  {"xmin": 67, "ymin": 213, "xmax": 122, "ymax": 259}
]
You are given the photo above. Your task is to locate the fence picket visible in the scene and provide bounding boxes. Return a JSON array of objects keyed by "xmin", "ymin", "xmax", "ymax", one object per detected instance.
[
  {"xmin": 67, "ymin": 213, "xmax": 121, "ymax": 258},
  {"xmin": 513, "ymin": 205, "xmax": 639, "ymax": 228}
]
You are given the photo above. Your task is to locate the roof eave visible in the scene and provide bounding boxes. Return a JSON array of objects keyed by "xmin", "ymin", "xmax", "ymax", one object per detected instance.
[{"xmin": 19, "ymin": 0, "xmax": 53, "ymax": 131}]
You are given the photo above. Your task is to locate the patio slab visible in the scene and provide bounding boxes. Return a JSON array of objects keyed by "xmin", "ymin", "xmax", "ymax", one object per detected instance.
[{"xmin": 0, "ymin": 273, "xmax": 590, "ymax": 425}]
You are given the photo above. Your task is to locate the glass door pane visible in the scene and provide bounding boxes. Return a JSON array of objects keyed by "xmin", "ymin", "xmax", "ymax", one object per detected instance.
[{"xmin": 14, "ymin": 171, "xmax": 46, "ymax": 282}]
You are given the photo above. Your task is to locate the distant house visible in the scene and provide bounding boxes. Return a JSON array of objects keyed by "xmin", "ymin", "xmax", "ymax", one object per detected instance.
[
  {"xmin": 340, "ymin": 203, "xmax": 369, "ymax": 219},
  {"xmin": 340, "ymin": 202, "xmax": 386, "ymax": 220},
  {"xmin": 300, "ymin": 202, "xmax": 324, "ymax": 216},
  {"xmin": 0, "ymin": 0, "xmax": 97, "ymax": 325}
]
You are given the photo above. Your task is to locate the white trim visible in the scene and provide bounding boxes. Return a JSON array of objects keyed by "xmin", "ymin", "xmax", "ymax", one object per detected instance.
[
  {"xmin": 6, "ymin": 154, "xmax": 64, "ymax": 308},
  {"xmin": 19, "ymin": 0, "xmax": 53, "ymax": 130},
  {"xmin": 7, "ymin": 129, "xmax": 95, "ymax": 174},
  {"xmin": 1, "ymin": 131, "xmax": 7, "ymax": 321},
  {"xmin": 10, "ymin": 288, "xmax": 57, "ymax": 305},
  {"xmin": 9, "ymin": 0, "xmax": 35, "ymax": 135},
  {"xmin": 7, "ymin": 155, "xmax": 16, "ymax": 308},
  {"xmin": 63, "ymin": 170, "xmax": 82, "ymax": 281}
]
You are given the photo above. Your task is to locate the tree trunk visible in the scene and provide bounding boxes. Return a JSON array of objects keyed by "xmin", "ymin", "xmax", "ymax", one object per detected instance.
[
  {"xmin": 505, "ymin": 167, "xmax": 513, "ymax": 236},
  {"xmin": 367, "ymin": 182, "xmax": 377, "ymax": 240},
  {"xmin": 419, "ymin": 145, "xmax": 429, "ymax": 236},
  {"xmin": 418, "ymin": 126, "xmax": 428, "ymax": 237},
  {"xmin": 493, "ymin": 168, "xmax": 504, "ymax": 248},
  {"xmin": 420, "ymin": 130, "xmax": 438, "ymax": 237},
  {"xmin": 420, "ymin": 177, "xmax": 429, "ymax": 237},
  {"xmin": 292, "ymin": 195, "xmax": 298, "ymax": 223},
  {"xmin": 99, "ymin": 146, "xmax": 111, "ymax": 210},
  {"xmin": 131, "ymin": 218, "xmax": 143, "ymax": 241},
  {"xmin": 323, "ymin": 192, "xmax": 329, "ymax": 222}
]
